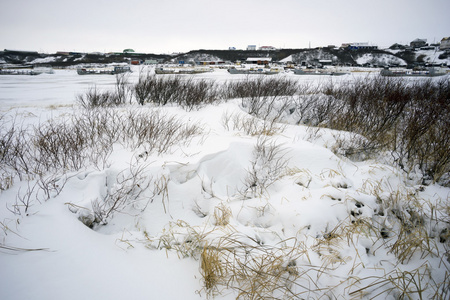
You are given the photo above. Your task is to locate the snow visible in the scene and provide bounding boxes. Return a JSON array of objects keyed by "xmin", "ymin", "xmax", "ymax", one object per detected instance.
[
  {"xmin": 355, "ymin": 53, "xmax": 407, "ymax": 66},
  {"xmin": 415, "ymin": 49, "xmax": 449, "ymax": 64},
  {"xmin": 30, "ymin": 56, "xmax": 59, "ymax": 64},
  {"xmin": 0, "ymin": 67, "xmax": 449, "ymax": 299},
  {"xmin": 279, "ymin": 55, "xmax": 293, "ymax": 63},
  {"xmin": 384, "ymin": 48, "xmax": 450, "ymax": 65}
]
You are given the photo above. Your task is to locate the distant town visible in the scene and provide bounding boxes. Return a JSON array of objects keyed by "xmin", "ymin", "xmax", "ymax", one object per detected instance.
[{"xmin": 1, "ymin": 36, "xmax": 449, "ymax": 70}]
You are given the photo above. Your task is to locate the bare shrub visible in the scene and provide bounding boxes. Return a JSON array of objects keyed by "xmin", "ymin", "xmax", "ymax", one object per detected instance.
[
  {"xmin": 113, "ymin": 73, "xmax": 133, "ymax": 105},
  {"xmin": 134, "ymin": 74, "xmax": 219, "ymax": 110},
  {"xmin": 7, "ymin": 182, "xmax": 37, "ymax": 216},
  {"xmin": 143, "ymin": 75, "xmax": 184, "ymax": 106},
  {"xmin": 293, "ymin": 93, "xmax": 344, "ymax": 127},
  {"xmin": 76, "ymin": 74, "xmax": 132, "ymax": 109},
  {"xmin": 91, "ymin": 161, "xmax": 151, "ymax": 225},
  {"xmin": 76, "ymin": 86, "xmax": 115, "ymax": 108},
  {"xmin": 181, "ymin": 78, "xmax": 219, "ymax": 111},
  {"xmin": 223, "ymin": 76, "xmax": 298, "ymax": 124},
  {"xmin": 1, "ymin": 105, "xmax": 203, "ymax": 207},
  {"xmin": 299, "ymin": 76, "xmax": 450, "ymax": 184},
  {"xmin": 36, "ymin": 173, "xmax": 69, "ymax": 202},
  {"xmin": 134, "ymin": 70, "xmax": 154, "ymax": 105},
  {"xmin": 0, "ymin": 115, "xmax": 33, "ymax": 183},
  {"xmin": 33, "ymin": 119, "xmax": 90, "ymax": 172},
  {"xmin": 394, "ymin": 78, "xmax": 450, "ymax": 184},
  {"xmin": 220, "ymin": 77, "xmax": 301, "ymax": 135},
  {"xmin": 221, "ymin": 111, "xmax": 284, "ymax": 136},
  {"xmin": 243, "ymin": 136, "xmax": 289, "ymax": 197},
  {"xmin": 222, "ymin": 76, "xmax": 298, "ymax": 102},
  {"xmin": 32, "ymin": 107, "xmax": 203, "ymax": 175},
  {"xmin": 327, "ymin": 77, "xmax": 410, "ymax": 148},
  {"xmin": 119, "ymin": 109, "xmax": 203, "ymax": 152}
]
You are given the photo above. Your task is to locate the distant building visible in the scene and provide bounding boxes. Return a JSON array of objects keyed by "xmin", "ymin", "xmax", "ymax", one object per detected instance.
[
  {"xmin": 229, "ymin": 47, "xmax": 236, "ymax": 50},
  {"xmin": 247, "ymin": 45, "xmax": 257, "ymax": 51},
  {"xmin": 144, "ymin": 60, "xmax": 159, "ymax": 65},
  {"xmin": 246, "ymin": 57, "xmax": 272, "ymax": 65},
  {"xmin": 196, "ymin": 61, "xmax": 226, "ymax": 65},
  {"xmin": 348, "ymin": 43, "xmax": 378, "ymax": 50},
  {"xmin": 440, "ymin": 37, "xmax": 450, "ymax": 50},
  {"xmin": 259, "ymin": 46, "xmax": 277, "ymax": 51},
  {"xmin": 410, "ymin": 38, "xmax": 428, "ymax": 49},
  {"xmin": 318, "ymin": 59, "xmax": 332, "ymax": 65}
]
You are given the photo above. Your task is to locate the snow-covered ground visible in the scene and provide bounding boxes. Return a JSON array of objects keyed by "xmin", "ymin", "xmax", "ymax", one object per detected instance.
[{"xmin": 0, "ymin": 67, "xmax": 449, "ymax": 299}]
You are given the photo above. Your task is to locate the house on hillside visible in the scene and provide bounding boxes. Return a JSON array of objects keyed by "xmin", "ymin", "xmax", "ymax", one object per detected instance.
[
  {"xmin": 348, "ymin": 43, "xmax": 378, "ymax": 50},
  {"xmin": 246, "ymin": 57, "xmax": 272, "ymax": 65},
  {"xmin": 247, "ymin": 45, "xmax": 257, "ymax": 51},
  {"xmin": 410, "ymin": 38, "xmax": 428, "ymax": 49},
  {"xmin": 440, "ymin": 37, "xmax": 450, "ymax": 50}
]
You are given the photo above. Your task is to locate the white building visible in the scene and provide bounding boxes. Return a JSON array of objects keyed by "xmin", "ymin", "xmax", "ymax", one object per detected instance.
[
  {"xmin": 440, "ymin": 37, "xmax": 450, "ymax": 50},
  {"xmin": 247, "ymin": 45, "xmax": 257, "ymax": 51},
  {"xmin": 245, "ymin": 57, "xmax": 272, "ymax": 65}
]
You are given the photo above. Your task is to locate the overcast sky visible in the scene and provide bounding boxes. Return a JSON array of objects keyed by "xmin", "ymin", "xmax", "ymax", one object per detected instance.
[{"xmin": 1, "ymin": 0, "xmax": 449, "ymax": 54}]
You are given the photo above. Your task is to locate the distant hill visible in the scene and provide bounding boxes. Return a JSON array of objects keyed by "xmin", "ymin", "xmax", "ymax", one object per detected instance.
[
  {"xmin": 1, "ymin": 47, "xmax": 449, "ymax": 68},
  {"xmin": 0, "ymin": 50, "xmax": 171, "ymax": 67}
]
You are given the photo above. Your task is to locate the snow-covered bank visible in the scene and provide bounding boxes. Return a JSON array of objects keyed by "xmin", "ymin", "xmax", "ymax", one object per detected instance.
[{"xmin": 0, "ymin": 68, "xmax": 449, "ymax": 299}]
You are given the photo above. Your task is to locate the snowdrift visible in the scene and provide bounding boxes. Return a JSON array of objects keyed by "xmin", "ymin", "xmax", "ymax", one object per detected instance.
[{"xmin": 0, "ymin": 68, "xmax": 449, "ymax": 300}]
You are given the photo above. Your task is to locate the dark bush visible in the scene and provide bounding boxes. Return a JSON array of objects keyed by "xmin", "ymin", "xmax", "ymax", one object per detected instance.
[
  {"xmin": 134, "ymin": 74, "xmax": 218, "ymax": 110},
  {"xmin": 317, "ymin": 76, "xmax": 450, "ymax": 184},
  {"xmin": 77, "ymin": 74, "xmax": 132, "ymax": 108}
]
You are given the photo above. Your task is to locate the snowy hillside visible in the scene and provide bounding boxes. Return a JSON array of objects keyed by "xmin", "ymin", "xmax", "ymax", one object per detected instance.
[
  {"xmin": 355, "ymin": 53, "xmax": 407, "ymax": 66},
  {"xmin": 2, "ymin": 47, "xmax": 449, "ymax": 67},
  {"xmin": 174, "ymin": 52, "xmax": 224, "ymax": 63},
  {"xmin": 0, "ymin": 68, "xmax": 449, "ymax": 300},
  {"xmin": 289, "ymin": 48, "xmax": 338, "ymax": 65},
  {"xmin": 385, "ymin": 48, "xmax": 450, "ymax": 66}
]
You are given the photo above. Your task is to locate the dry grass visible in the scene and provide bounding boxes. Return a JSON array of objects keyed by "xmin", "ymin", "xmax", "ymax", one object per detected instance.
[
  {"xmin": 213, "ymin": 204, "xmax": 232, "ymax": 227},
  {"xmin": 199, "ymin": 234, "xmax": 311, "ymax": 299},
  {"xmin": 349, "ymin": 264, "xmax": 449, "ymax": 300}
]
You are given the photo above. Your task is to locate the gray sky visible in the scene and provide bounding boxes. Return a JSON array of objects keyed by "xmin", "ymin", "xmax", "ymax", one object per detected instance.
[{"xmin": 1, "ymin": 0, "xmax": 449, "ymax": 54}]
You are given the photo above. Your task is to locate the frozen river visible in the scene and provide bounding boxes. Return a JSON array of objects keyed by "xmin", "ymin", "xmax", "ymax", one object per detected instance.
[{"xmin": 0, "ymin": 66, "xmax": 380, "ymax": 110}]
